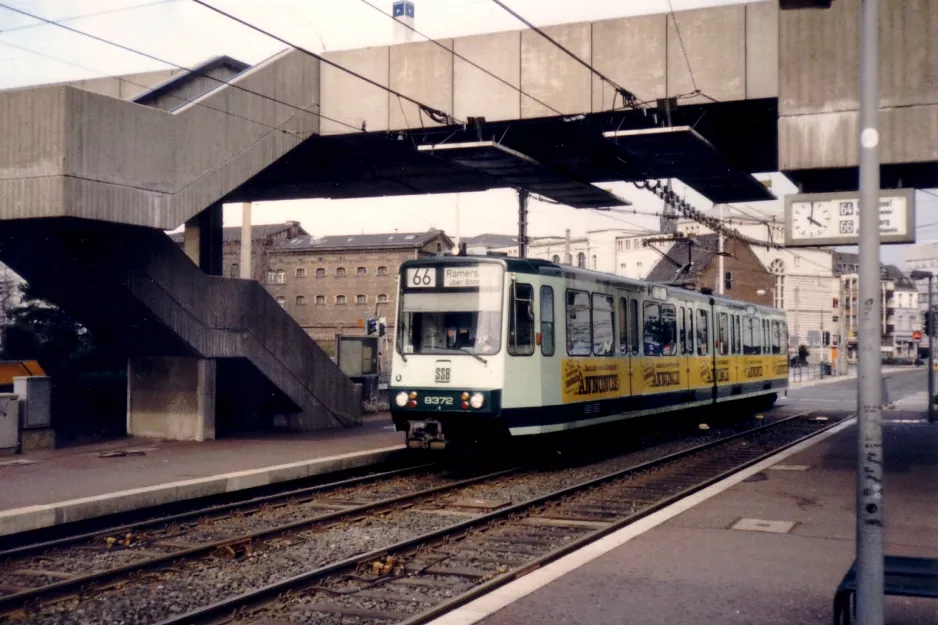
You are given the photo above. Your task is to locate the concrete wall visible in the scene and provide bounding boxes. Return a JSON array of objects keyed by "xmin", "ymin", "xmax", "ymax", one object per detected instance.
[
  {"xmin": 127, "ymin": 357, "xmax": 216, "ymax": 441},
  {"xmin": 55, "ymin": 69, "xmax": 186, "ymax": 101},
  {"xmin": 321, "ymin": 3, "xmax": 778, "ymax": 133},
  {"xmin": 0, "ymin": 49, "xmax": 320, "ymax": 231},
  {"xmin": 779, "ymin": 0, "xmax": 938, "ymax": 170}
]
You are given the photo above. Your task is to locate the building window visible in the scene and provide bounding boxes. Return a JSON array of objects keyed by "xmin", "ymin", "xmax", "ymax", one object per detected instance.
[
  {"xmin": 378, "ymin": 294, "xmax": 388, "ymax": 303},
  {"xmin": 316, "ymin": 295, "xmax": 325, "ymax": 305},
  {"xmin": 636, "ymin": 261, "xmax": 642, "ymax": 268},
  {"xmin": 357, "ymin": 267, "xmax": 367, "ymax": 276},
  {"xmin": 267, "ymin": 270, "xmax": 276, "ymax": 284},
  {"xmin": 377, "ymin": 266, "xmax": 388, "ymax": 276},
  {"xmin": 616, "ymin": 241, "xmax": 623, "ymax": 251},
  {"xmin": 275, "ymin": 296, "xmax": 285, "ymax": 307},
  {"xmin": 591, "ymin": 255, "xmax": 597, "ymax": 270},
  {"xmin": 296, "ymin": 267, "xmax": 306, "ymax": 277},
  {"xmin": 315, "ymin": 268, "xmax": 325, "ymax": 278},
  {"xmin": 229, "ymin": 263, "xmax": 239, "ymax": 278},
  {"xmin": 268, "ymin": 270, "xmax": 285, "ymax": 284},
  {"xmin": 336, "ymin": 295, "xmax": 347, "ymax": 305},
  {"xmin": 336, "ymin": 267, "xmax": 346, "ymax": 277},
  {"xmin": 356, "ymin": 294, "xmax": 367, "ymax": 304},
  {"xmin": 576, "ymin": 252, "xmax": 586, "ymax": 268},
  {"xmin": 296, "ymin": 296, "xmax": 307, "ymax": 306},
  {"xmin": 551, "ymin": 255, "xmax": 560, "ymax": 263}
]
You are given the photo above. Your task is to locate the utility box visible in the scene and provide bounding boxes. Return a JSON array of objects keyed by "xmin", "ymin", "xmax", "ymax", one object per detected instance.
[
  {"xmin": 14, "ymin": 376, "xmax": 51, "ymax": 429},
  {"xmin": 0, "ymin": 393, "xmax": 19, "ymax": 454},
  {"xmin": 336, "ymin": 336, "xmax": 379, "ymax": 378}
]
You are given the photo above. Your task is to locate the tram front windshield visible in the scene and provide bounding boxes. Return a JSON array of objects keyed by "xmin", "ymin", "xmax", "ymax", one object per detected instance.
[{"xmin": 399, "ymin": 290, "xmax": 502, "ymax": 356}]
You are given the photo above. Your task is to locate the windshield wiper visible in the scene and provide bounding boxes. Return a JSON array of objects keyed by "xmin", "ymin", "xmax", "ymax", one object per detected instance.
[{"xmin": 456, "ymin": 347, "xmax": 487, "ymax": 365}]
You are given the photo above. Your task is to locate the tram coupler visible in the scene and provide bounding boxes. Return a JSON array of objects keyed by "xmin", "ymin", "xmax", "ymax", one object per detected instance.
[{"xmin": 407, "ymin": 420, "xmax": 448, "ymax": 450}]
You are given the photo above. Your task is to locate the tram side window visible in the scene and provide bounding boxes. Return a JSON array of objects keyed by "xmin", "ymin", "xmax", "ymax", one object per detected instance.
[
  {"xmin": 618, "ymin": 298, "xmax": 628, "ymax": 355},
  {"xmin": 540, "ymin": 286, "xmax": 555, "ymax": 357},
  {"xmin": 764, "ymin": 320, "xmax": 770, "ymax": 354},
  {"xmin": 629, "ymin": 299, "xmax": 640, "ymax": 355},
  {"xmin": 592, "ymin": 294, "xmax": 615, "ymax": 356},
  {"xmin": 771, "ymin": 320, "xmax": 782, "ymax": 354},
  {"xmin": 681, "ymin": 307, "xmax": 694, "ymax": 355},
  {"xmin": 697, "ymin": 310, "xmax": 709, "ymax": 356},
  {"xmin": 678, "ymin": 307, "xmax": 686, "ymax": 354},
  {"xmin": 743, "ymin": 317, "xmax": 755, "ymax": 355},
  {"xmin": 718, "ymin": 313, "xmax": 729, "ymax": 356},
  {"xmin": 753, "ymin": 318, "xmax": 762, "ymax": 355},
  {"xmin": 509, "ymin": 283, "xmax": 535, "ymax": 356},
  {"xmin": 566, "ymin": 290, "xmax": 592, "ymax": 356},
  {"xmin": 733, "ymin": 315, "xmax": 742, "ymax": 355},
  {"xmin": 644, "ymin": 301, "xmax": 677, "ymax": 356}
]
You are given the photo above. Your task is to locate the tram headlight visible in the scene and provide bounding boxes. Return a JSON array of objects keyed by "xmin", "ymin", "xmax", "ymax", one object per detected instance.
[
  {"xmin": 395, "ymin": 392, "xmax": 409, "ymax": 407},
  {"xmin": 469, "ymin": 393, "xmax": 485, "ymax": 409}
]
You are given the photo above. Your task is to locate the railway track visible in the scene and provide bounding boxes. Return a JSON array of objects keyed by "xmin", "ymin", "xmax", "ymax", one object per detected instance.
[
  {"xmin": 164, "ymin": 411, "xmax": 844, "ymax": 625},
  {"xmin": 0, "ymin": 408, "xmax": 845, "ymax": 625}
]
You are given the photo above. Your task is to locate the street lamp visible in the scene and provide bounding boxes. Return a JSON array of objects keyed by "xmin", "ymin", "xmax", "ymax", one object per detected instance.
[{"xmin": 910, "ymin": 270, "xmax": 934, "ymax": 423}]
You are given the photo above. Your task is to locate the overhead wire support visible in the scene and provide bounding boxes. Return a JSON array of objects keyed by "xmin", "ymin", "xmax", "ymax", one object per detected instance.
[
  {"xmin": 354, "ymin": 0, "xmax": 564, "ymax": 117},
  {"xmin": 0, "ymin": 2, "xmax": 362, "ymax": 135},
  {"xmin": 191, "ymin": 0, "xmax": 462, "ymax": 127},
  {"xmin": 488, "ymin": 0, "xmax": 642, "ymax": 110}
]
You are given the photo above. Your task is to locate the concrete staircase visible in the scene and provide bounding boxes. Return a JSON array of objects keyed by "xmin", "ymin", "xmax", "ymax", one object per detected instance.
[{"xmin": 0, "ymin": 219, "xmax": 360, "ymax": 433}]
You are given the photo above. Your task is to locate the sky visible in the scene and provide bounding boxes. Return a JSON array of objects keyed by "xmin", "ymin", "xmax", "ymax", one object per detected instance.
[{"xmin": 1, "ymin": 0, "xmax": 936, "ymax": 265}]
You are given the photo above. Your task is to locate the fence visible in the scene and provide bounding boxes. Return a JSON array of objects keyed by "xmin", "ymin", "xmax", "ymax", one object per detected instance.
[{"xmin": 789, "ymin": 362, "xmax": 857, "ymax": 383}]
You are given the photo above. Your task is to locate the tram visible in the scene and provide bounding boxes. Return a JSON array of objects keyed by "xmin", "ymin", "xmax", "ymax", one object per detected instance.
[{"xmin": 388, "ymin": 255, "xmax": 789, "ymax": 450}]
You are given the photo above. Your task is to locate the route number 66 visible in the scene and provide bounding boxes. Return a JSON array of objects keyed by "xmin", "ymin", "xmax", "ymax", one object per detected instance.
[{"xmin": 407, "ymin": 267, "xmax": 436, "ymax": 288}]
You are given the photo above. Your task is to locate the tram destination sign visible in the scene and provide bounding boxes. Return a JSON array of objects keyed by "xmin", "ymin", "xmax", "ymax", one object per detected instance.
[{"xmin": 784, "ymin": 188, "xmax": 915, "ymax": 248}]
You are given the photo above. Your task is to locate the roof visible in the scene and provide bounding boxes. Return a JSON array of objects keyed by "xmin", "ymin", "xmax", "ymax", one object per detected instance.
[
  {"xmin": 276, "ymin": 230, "xmax": 453, "ymax": 251},
  {"xmin": 133, "ymin": 56, "xmax": 250, "ymax": 110},
  {"xmin": 833, "ymin": 252, "xmax": 915, "ymax": 287},
  {"xmin": 645, "ymin": 234, "xmax": 720, "ymax": 284},
  {"xmin": 461, "ymin": 233, "xmax": 519, "ymax": 248},
  {"xmin": 168, "ymin": 222, "xmax": 306, "ymax": 244}
]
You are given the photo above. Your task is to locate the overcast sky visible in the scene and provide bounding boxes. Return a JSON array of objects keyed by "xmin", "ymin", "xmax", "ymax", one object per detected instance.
[{"xmin": 2, "ymin": 0, "xmax": 935, "ymax": 264}]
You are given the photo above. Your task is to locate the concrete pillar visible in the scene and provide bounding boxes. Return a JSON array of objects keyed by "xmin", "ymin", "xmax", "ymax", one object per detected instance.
[
  {"xmin": 127, "ymin": 356, "xmax": 216, "ymax": 441},
  {"xmin": 183, "ymin": 201, "xmax": 223, "ymax": 276}
]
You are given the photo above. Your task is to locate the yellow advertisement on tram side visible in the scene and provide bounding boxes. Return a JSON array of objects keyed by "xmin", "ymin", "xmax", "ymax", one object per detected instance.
[
  {"xmin": 741, "ymin": 356, "xmax": 768, "ymax": 382},
  {"xmin": 561, "ymin": 359, "xmax": 628, "ymax": 403},
  {"xmin": 634, "ymin": 357, "xmax": 685, "ymax": 394}
]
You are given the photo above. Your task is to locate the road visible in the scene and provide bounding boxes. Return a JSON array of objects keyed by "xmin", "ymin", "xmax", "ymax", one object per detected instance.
[{"xmin": 779, "ymin": 366, "xmax": 929, "ymax": 416}]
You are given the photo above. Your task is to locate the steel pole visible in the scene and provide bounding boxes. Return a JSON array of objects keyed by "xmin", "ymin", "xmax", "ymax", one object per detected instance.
[
  {"xmin": 240, "ymin": 202, "xmax": 252, "ymax": 280},
  {"xmin": 517, "ymin": 189, "xmax": 529, "ymax": 259},
  {"xmin": 856, "ymin": 0, "xmax": 884, "ymax": 623},
  {"xmin": 929, "ymin": 276, "xmax": 935, "ymax": 423},
  {"xmin": 839, "ymin": 278, "xmax": 849, "ymax": 375}
]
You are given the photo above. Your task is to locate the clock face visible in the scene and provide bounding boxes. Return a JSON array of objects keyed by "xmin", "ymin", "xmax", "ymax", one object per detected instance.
[{"xmin": 791, "ymin": 201, "xmax": 831, "ymax": 238}]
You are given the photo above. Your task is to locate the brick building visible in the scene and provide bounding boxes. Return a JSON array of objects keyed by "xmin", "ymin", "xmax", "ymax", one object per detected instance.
[
  {"xmin": 645, "ymin": 234, "xmax": 774, "ymax": 307},
  {"xmin": 172, "ymin": 225, "xmax": 454, "ymax": 367}
]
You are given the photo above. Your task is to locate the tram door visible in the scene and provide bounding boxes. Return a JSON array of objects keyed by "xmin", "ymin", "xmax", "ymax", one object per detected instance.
[
  {"xmin": 677, "ymin": 302, "xmax": 693, "ymax": 392},
  {"xmin": 617, "ymin": 292, "xmax": 638, "ymax": 397}
]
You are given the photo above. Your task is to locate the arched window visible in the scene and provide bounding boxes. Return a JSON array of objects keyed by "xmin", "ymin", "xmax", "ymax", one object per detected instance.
[
  {"xmin": 336, "ymin": 295, "xmax": 346, "ymax": 305},
  {"xmin": 378, "ymin": 294, "xmax": 388, "ymax": 303},
  {"xmin": 315, "ymin": 268, "xmax": 325, "ymax": 278},
  {"xmin": 275, "ymin": 296, "xmax": 285, "ymax": 307},
  {"xmin": 356, "ymin": 267, "xmax": 367, "ymax": 276},
  {"xmin": 551, "ymin": 255, "xmax": 560, "ymax": 263},
  {"xmin": 356, "ymin": 294, "xmax": 367, "ymax": 304},
  {"xmin": 295, "ymin": 267, "xmax": 306, "ymax": 277},
  {"xmin": 576, "ymin": 252, "xmax": 586, "ymax": 268},
  {"xmin": 315, "ymin": 295, "xmax": 325, "ymax": 305},
  {"xmin": 296, "ymin": 296, "xmax": 306, "ymax": 306},
  {"xmin": 336, "ymin": 267, "xmax": 346, "ymax": 277},
  {"xmin": 229, "ymin": 263, "xmax": 239, "ymax": 278}
]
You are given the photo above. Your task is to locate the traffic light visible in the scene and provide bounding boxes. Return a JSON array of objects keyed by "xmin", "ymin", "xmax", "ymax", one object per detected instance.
[
  {"xmin": 822, "ymin": 331, "xmax": 831, "ymax": 346},
  {"xmin": 724, "ymin": 271, "xmax": 733, "ymax": 290},
  {"xmin": 378, "ymin": 320, "xmax": 386, "ymax": 337},
  {"xmin": 927, "ymin": 311, "xmax": 936, "ymax": 338},
  {"xmin": 366, "ymin": 318, "xmax": 377, "ymax": 335}
]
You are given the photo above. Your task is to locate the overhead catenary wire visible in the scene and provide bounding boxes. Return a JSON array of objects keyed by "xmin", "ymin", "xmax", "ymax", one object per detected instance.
[
  {"xmin": 0, "ymin": 2, "xmax": 362, "ymax": 134},
  {"xmin": 488, "ymin": 0, "xmax": 642, "ymax": 111},
  {"xmin": 666, "ymin": 0, "xmax": 698, "ymax": 92},
  {"xmin": 354, "ymin": 0, "xmax": 564, "ymax": 118},
  {"xmin": 191, "ymin": 0, "xmax": 461, "ymax": 126},
  {"xmin": 0, "ymin": 0, "xmax": 180, "ymax": 34}
]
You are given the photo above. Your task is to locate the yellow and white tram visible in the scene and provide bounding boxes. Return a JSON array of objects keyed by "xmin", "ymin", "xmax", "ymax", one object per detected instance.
[{"xmin": 389, "ymin": 256, "xmax": 789, "ymax": 450}]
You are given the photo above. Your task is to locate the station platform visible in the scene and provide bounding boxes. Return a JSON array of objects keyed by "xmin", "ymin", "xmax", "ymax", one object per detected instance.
[
  {"xmin": 437, "ymin": 411, "xmax": 938, "ymax": 625},
  {"xmin": 0, "ymin": 413, "xmax": 403, "ymax": 537}
]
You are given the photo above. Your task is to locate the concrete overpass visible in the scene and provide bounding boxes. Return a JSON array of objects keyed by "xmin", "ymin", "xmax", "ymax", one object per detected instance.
[{"xmin": 0, "ymin": 0, "xmax": 935, "ymax": 440}]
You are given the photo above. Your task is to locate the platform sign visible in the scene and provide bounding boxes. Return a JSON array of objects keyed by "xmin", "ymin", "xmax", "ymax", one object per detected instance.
[{"xmin": 784, "ymin": 188, "xmax": 915, "ymax": 248}]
